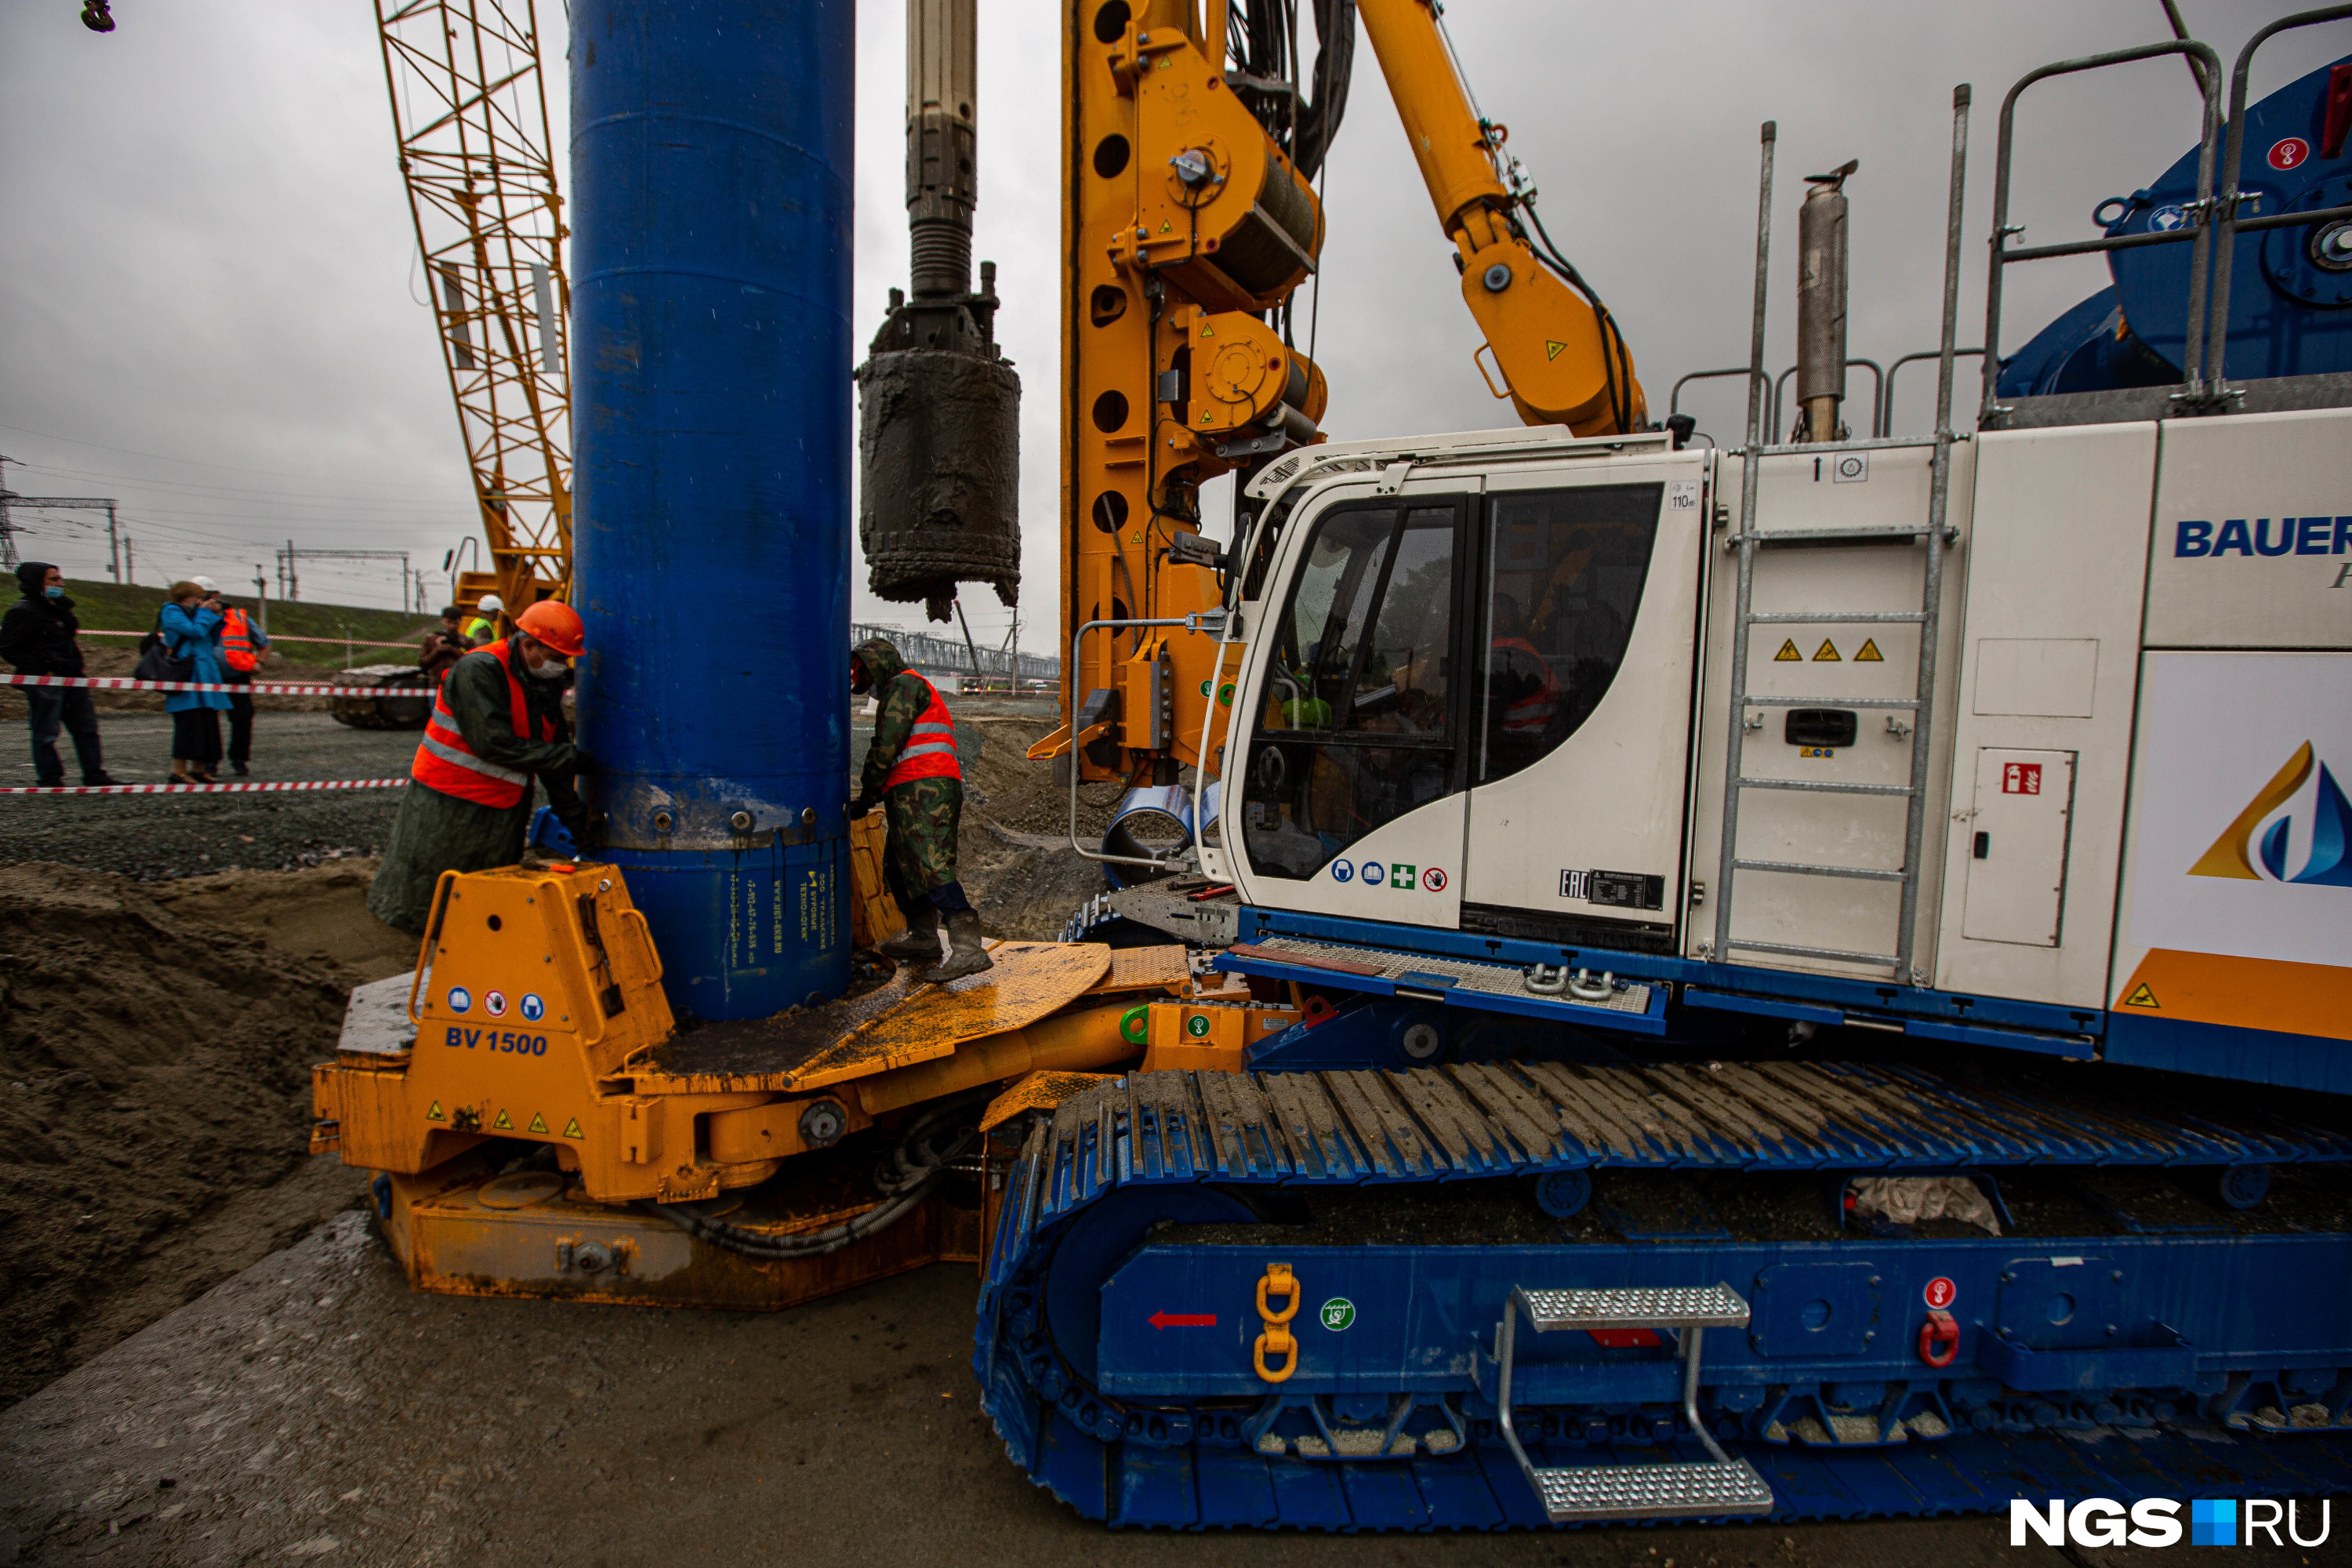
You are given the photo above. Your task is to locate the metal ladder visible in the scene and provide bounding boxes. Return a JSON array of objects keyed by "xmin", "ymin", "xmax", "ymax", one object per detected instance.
[
  {"xmin": 1708, "ymin": 89, "xmax": 1973, "ymax": 985},
  {"xmin": 1493, "ymin": 1285, "xmax": 1773, "ymax": 1523},
  {"xmin": 1709, "ymin": 442, "xmax": 1956, "ymax": 982}
]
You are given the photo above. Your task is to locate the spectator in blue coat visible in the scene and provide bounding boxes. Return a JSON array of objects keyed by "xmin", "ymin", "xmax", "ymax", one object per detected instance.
[{"xmin": 160, "ymin": 581, "xmax": 230, "ymax": 783}]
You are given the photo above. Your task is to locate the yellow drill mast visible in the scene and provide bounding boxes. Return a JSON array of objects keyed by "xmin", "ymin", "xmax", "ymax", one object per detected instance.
[{"xmin": 1048, "ymin": 0, "xmax": 1645, "ymax": 813}]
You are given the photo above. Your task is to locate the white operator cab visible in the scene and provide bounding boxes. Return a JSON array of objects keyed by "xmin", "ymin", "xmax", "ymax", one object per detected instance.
[{"xmin": 1209, "ymin": 426, "xmax": 1715, "ymax": 955}]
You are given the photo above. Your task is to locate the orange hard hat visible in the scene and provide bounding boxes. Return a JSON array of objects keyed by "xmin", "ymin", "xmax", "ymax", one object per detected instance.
[{"xmin": 515, "ymin": 599, "xmax": 585, "ymax": 659}]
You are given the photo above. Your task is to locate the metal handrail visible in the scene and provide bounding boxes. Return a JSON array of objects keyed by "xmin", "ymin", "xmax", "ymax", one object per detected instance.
[
  {"xmin": 1067, "ymin": 614, "xmax": 1219, "ymax": 869},
  {"xmin": 1668, "ymin": 365, "xmax": 1769, "ymax": 422},
  {"xmin": 1883, "ymin": 348, "xmax": 1984, "ymax": 434},
  {"xmin": 2201, "ymin": 3, "xmax": 2352, "ymax": 391},
  {"xmin": 1981, "ymin": 38, "xmax": 2224, "ymax": 421}
]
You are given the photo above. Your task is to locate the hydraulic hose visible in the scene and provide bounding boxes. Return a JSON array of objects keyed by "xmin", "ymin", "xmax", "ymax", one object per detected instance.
[{"xmin": 639, "ymin": 1097, "xmax": 985, "ymax": 1260}]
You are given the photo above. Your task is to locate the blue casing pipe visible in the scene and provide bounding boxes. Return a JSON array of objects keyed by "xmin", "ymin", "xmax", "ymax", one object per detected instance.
[{"xmin": 571, "ymin": 0, "xmax": 855, "ymax": 1019}]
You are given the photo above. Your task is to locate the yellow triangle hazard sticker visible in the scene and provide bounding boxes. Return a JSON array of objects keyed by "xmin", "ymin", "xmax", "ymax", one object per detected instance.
[
  {"xmin": 426, "ymin": 1101, "xmax": 445, "ymax": 1123},
  {"xmin": 1544, "ymin": 339, "xmax": 1566, "ymax": 361},
  {"xmin": 1199, "ymin": 322, "xmax": 1214, "ymax": 337},
  {"xmin": 563, "ymin": 1117, "xmax": 585, "ymax": 1140},
  {"xmin": 528, "ymin": 1112, "xmax": 549, "ymax": 1134},
  {"xmin": 2124, "ymin": 982, "xmax": 2161, "ymax": 1009},
  {"xmin": 1813, "ymin": 639, "xmax": 1842, "ymax": 662},
  {"xmin": 1854, "ymin": 638, "xmax": 1884, "ymax": 662},
  {"xmin": 1773, "ymin": 639, "xmax": 1802, "ymax": 662},
  {"xmin": 1158, "ymin": 219, "xmax": 1172, "ymax": 233},
  {"xmin": 492, "ymin": 1108, "xmax": 514, "ymax": 1131}
]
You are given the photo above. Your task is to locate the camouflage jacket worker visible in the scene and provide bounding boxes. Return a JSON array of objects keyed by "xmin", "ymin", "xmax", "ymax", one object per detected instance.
[
  {"xmin": 854, "ymin": 637, "xmax": 952, "ymax": 808},
  {"xmin": 851, "ymin": 637, "xmax": 964, "ymax": 898}
]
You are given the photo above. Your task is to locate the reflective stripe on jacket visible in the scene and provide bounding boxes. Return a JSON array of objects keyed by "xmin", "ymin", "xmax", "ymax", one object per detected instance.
[
  {"xmin": 409, "ymin": 639, "xmax": 554, "ymax": 808},
  {"xmin": 1492, "ymin": 635, "xmax": 1562, "ymax": 736},
  {"xmin": 883, "ymin": 673, "xmax": 962, "ymax": 788},
  {"xmin": 220, "ymin": 608, "xmax": 259, "ymax": 672}
]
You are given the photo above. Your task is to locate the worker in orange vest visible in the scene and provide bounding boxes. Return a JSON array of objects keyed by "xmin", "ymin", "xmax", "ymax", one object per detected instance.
[
  {"xmin": 851, "ymin": 636, "xmax": 989, "ymax": 982},
  {"xmin": 196, "ymin": 576, "xmax": 270, "ymax": 776},
  {"xmin": 366, "ymin": 600, "xmax": 593, "ymax": 934}
]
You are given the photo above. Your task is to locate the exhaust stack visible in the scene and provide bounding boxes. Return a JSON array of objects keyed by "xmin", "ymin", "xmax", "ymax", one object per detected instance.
[
  {"xmin": 856, "ymin": 0, "xmax": 1022, "ymax": 625},
  {"xmin": 1797, "ymin": 159, "xmax": 1857, "ymax": 443}
]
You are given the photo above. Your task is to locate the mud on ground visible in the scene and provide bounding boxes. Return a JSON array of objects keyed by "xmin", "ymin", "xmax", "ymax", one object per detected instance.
[
  {"xmin": 0, "ymin": 706, "xmax": 1118, "ymax": 1406},
  {"xmin": 0, "ymin": 861, "xmax": 414, "ymax": 1406}
]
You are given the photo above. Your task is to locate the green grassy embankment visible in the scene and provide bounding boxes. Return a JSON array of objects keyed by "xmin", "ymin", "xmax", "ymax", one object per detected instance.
[{"xmin": 56, "ymin": 579, "xmax": 440, "ymax": 671}]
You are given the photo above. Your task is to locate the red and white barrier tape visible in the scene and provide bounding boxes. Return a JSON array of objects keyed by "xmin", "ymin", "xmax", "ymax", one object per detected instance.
[
  {"xmin": 0, "ymin": 777, "xmax": 411, "ymax": 796},
  {"xmin": 6, "ymin": 672, "xmax": 419, "ymax": 697},
  {"xmin": 72, "ymin": 629, "xmax": 430, "ymax": 648}
]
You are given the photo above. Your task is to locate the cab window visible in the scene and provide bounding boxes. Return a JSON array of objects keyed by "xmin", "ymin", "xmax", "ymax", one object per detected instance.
[
  {"xmin": 1479, "ymin": 484, "xmax": 1662, "ymax": 785},
  {"xmin": 1241, "ymin": 501, "xmax": 1461, "ymax": 880}
]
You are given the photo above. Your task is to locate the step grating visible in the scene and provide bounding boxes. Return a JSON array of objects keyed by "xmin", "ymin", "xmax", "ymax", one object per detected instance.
[
  {"xmin": 1519, "ymin": 1284, "xmax": 1750, "ymax": 1331},
  {"xmin": 1531, "ymin": 1459, "xmax": 1777, "ymax": 1521}
]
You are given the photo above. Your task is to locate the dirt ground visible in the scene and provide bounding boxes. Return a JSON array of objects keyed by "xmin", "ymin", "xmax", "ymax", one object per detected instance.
[
  {"xmin": 0, "ymin": 1221, "xmax": 2315, "ymax": 1568},
  {"xmin": 0, "ymin": 712, "xmax": 1117, "ymax": 1405},
  {"xmin": 0, "ymin": 861, "xmax": 414, "ymax": 1405}
]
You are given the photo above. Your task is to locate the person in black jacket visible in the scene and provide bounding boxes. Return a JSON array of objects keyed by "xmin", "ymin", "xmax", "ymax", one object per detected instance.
[{"xmin": 0, "ymin": 562, "xmax": 118, "ymax": 787}]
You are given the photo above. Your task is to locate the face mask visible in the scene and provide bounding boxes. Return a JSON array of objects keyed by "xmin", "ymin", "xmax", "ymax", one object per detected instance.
[
  {"xmin": 45, "ymin": 585, "xmax": 64, "ymax": 599},
  {"xmin": 527, "ymin": 653, "xmax": 570, "ymax": 681}
]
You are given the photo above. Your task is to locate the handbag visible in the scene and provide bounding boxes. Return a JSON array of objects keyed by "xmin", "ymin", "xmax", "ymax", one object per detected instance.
[{"xmin": 133, "ymin": 616, "xmax": 196, "ymax": 684}]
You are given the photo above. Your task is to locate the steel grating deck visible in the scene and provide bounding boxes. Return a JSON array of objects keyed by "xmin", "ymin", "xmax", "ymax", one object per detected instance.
[{"xmin": 1029, "ymin": 1062, "xmax": 2352, "ymax": 1210}]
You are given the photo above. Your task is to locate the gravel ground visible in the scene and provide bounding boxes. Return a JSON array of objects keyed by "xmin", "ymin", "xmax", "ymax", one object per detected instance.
[{"xmin": 0, "ymin": 714, "xmax": 415, "ymax": 880}]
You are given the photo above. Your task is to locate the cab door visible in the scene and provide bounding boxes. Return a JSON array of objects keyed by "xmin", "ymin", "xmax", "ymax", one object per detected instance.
[
  {"xmin": 1228, "ymin": 487, "xmax": 1475, "ymax": 928},
  {"xmin": 1461, "ymin": 453, "xmax": 1712, "ymax": 949}
]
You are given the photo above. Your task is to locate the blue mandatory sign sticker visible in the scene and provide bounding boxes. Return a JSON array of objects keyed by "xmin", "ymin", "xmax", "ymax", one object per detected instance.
[
  {"xmin": 1331, "ymin": 859, "xmax": 1353, "ymax": 883},
  {"xmin": 1359, "ymin": 861, "xmax": 1385, "ymax": 889},
  {"xmin": 447, "ymin": 986, "xmax": 472, "ymax": 1014},
  {"xmin": 2149, "ymin": 203, "xmax": 2187, "ymax": 232},
  {"xmin": 520, "ymin": 993, "xmax": 546, "ymax": 1023}
]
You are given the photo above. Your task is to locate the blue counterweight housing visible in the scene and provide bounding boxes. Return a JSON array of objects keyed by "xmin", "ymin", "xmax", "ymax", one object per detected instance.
[
  {"xmin": 2001, "ymin": 53, "xmax": 2352, "ymax": 396},
  {"xmin": 570, "ymin": 0, "xmax": 856, "ymax": 1019}
]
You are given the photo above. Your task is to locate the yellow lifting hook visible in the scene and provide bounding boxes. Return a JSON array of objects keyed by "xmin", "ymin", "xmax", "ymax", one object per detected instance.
[{"xmin": 1253, "ymin": 1262, "xmax": 1301, "ymax": 1383}]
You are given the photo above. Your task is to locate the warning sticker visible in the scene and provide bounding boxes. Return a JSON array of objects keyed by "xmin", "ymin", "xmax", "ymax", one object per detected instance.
[
  {"xmin": 1774, "ymin": 639, "xmax": 1802, "ymax": 662},
  {"xmin": 492, "ymin": 1108, "xmax": 514, "ymax": 1131},
  {"xmin": 1923, "ymin": 1276, "xmax": 1957, "ymax": 1310},
  {"xmin": 1813, "ymin": 639, "xmax": 1842, "ymax": 662},
  {"xmin": 563, "ymin": 1117, "xmax": 585, "ymax": 1139},
  {"xmin": 426, "ymin": 1101, "xmax": 446, "ymax": 1123},
  {"xmin": 527, "ymin": 1112, "xmax": 550, "ymax": 1134},
  {"xmin": 1854, "ymin": 638, "xmax": 1884, "ymax": 662},
  {"xmin": 2124, "ymin": 983, "xmax": 2161, "ymax": 1009},
  {"xmin": 1544, "ymin": 339, "xmax": 1566, "ymax": 361}
]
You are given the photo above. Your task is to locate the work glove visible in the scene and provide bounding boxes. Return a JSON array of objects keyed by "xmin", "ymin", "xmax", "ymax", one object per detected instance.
[
  {"xmin": 848, "ymin": 792, "xmax": 873, "ymax": 821},
  {"xmin": 570, "ymin": 750, "xmax": 597, "ymax": 778}
]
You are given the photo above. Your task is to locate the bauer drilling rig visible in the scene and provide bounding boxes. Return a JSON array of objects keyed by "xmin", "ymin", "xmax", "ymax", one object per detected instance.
[{"xmin": 317, "ymin": 0, "xmax": 2352, "ymax": 1531}]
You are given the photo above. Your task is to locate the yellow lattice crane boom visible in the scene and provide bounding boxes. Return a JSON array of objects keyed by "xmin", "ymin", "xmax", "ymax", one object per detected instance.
[{"xmin": 376, "ymin": 0, "xmax": 572, "ymax": 618}]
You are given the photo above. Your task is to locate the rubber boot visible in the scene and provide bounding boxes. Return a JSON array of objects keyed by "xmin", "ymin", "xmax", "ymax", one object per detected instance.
[
  {"xmin": 921, "ymin": 910, "xmax": 993, "ymax": 983},
  {"xmin": 877, "ymin": 902, "xmax": 941, "ymax": 962}
]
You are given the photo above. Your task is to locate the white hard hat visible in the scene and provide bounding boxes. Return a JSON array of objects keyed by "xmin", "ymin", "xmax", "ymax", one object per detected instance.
[
  {"xmin": 194, "ymin": 575, "xmax": 219, "ymax": 593},
  {"xmin": 477, "ymin": 594, "xmax": 505, "ymax": 612}
]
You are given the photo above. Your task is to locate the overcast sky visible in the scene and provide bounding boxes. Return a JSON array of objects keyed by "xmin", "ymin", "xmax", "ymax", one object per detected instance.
[{"xmin": 2, "ymin": 1, "xmax": 2343, "ymax": 648}]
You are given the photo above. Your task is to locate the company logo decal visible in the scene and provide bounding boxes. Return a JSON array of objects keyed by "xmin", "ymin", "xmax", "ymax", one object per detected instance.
[
  {"xmin": 2188, "ymin": 741, "xmax": 2352, "ymax": 886},
  {"xmin": 2174, "ymin": 517, "xmax": 2351, "ymax": 557},
  {"xmin": 2013, "ymin": 1494, "xmax": 2330, "ymax": 1548}
]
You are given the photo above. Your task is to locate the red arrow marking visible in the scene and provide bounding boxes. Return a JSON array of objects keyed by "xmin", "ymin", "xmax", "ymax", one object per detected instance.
[{"xmin": 1149, "ymin": 1311, "xmax": 1217, "ymax": 1330}]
